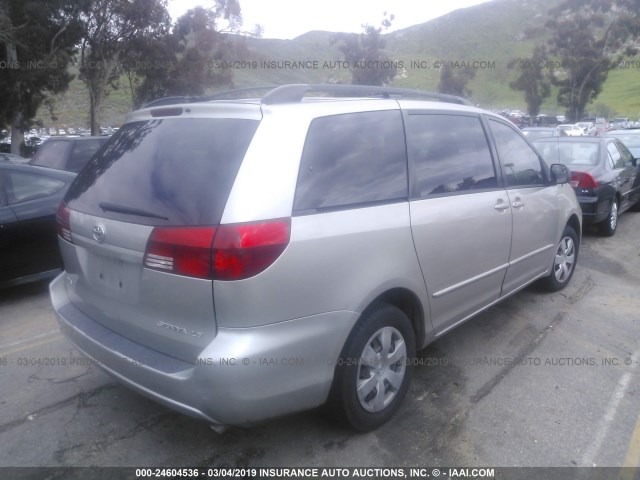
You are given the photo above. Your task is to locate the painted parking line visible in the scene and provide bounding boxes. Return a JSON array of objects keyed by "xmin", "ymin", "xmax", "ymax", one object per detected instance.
[
  {"xmin": 581, "ymin": 349, "xmax": 640, "ymax": 467},
  {"xmin": 0, "ymin": 329, "xmax": 60, "ymax": 351},
  {"xmin": 0, "ymin": 332, "xmax": 63, "ymax": 356}
]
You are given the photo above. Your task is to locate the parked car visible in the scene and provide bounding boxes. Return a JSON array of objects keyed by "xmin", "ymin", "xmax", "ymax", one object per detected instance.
[
  {"xmin": 558, "ymin": 124, "xmax": 584, "ymax": 137},
  {"xmin": 581, "ymin": 116, "xmax": 606, "ymax": 124},
  {"xmin": 29, "ymin": 136, "xmax": 109, "ymax": 173},
  {"xmin": 594, "ymin": 122, "xmax": 612, "ymax": 136},
  {"xmin": 522, "ymin": 127, "xmax": 567, "ymax": 141},
  {"xmin": 533, "ymin": 136, "xmax": 640, "ymax": 236},
  {"xmin": 51, "ymin": 84, "xmax": 582, "ymax": 432},
  {"xmin": 601, "ymin": 129, "xmax": 640, "ymax": 158},
  {"xmin": 534, "ymin": 114, "xmax": 558, "ymax": 127},
  {"xmin": 611, "ymin": 118, "xmax": 631, "ymax": 130},
  {"xmin": 575, "ymin": 122, "xmax": 596, "ymax": 136},
  {"xmin": 0, "ymin": 163, "xmax": 76, "ymax": 289},
  {"xmin": 0, "ymin": 153, "xmax": 29, "ymax": 164}
]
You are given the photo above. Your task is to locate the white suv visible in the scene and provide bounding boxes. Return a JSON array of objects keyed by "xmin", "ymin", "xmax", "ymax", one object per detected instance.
[{"xmin": 51, "ymin": 84, "xmax": 582, "ymax": 431}]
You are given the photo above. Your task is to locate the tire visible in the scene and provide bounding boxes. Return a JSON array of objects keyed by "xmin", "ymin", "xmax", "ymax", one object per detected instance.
[
  {"xmin": 598, "ymin": 198, "xmax": 618, "ymax": 237},
  {"xmin": 538, "ymin": 225, "xmax": 579, "ymax": 292},
  {"xmin": 328, "ymin": 304, "xmax": 416, "ymax": 432}
]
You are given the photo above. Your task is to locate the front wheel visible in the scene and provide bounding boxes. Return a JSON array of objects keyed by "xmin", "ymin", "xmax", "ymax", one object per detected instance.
[
  {"xmin": 598, "ymin": 198, "xmax": 618, "ymax": 236},
  {"xmin": 538, "ymin": 225, "xmax": 578, "ymax": 292},
  {"xmin": 328, "ymin": 304, "xmax": 416, "ymax": 432}
]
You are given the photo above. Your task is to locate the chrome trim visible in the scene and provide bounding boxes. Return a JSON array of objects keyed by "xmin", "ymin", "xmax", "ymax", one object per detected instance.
[
  {"xmin": 432, "ymin": 243, "xmax": 554, "ymax": 299},
  {"xmin": 508, "ymin": 244, "xmax": 554, "ymax": 267},
  {"xmin": 435, "ymin": 269, "xmax": 549, "ymax": 337},
  {"xmin": 432, "ymin": 263, "xmax": 509, "ymax": 298}
]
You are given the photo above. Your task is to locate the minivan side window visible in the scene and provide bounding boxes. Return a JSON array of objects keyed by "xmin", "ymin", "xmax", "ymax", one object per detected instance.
[
  {"xmin": 293, "ymin": 110, "xmax": 408, "ymax": 213},
  {"xmin": 489, "ymin": 119, "xmax": 545, "ymax": 187},
  {"xmin": 406, "ymin": 114, "xmax": 497, "ymax": 197}
]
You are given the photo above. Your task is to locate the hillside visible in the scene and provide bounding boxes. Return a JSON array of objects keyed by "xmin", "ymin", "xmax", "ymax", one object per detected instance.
[{"xmin": 34, "ymin": 0, "xmax": 640, "ymax": 130}]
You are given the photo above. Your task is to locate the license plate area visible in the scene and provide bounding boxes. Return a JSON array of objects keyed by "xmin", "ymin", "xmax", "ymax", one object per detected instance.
[{"xmin": 88, "ymin": 251, "xmax": 140, "ymax": 302}]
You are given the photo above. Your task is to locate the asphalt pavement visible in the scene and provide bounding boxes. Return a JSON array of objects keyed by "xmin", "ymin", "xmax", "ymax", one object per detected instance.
[{"xmin": 1, "ymin": 212, "xmax": 639, "ymax": 472}]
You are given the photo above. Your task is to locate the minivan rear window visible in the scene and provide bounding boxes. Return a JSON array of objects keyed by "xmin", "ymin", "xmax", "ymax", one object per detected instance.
[{"xmin": 65, "ymin": 118, "xmax": 259, "ymax": 226}]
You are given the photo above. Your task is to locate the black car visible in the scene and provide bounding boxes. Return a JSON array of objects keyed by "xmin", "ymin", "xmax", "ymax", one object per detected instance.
[
  {"xmin": 533, "ymin": 136, "xmax": 640, "ymax": 236},
  {"xmin": 601, "ymin": 129, "xmax": 640, "ymax": 159},
  {"xmin": 0, "ymin": 163, "xmax": 76, "ymax": 289},
  {"xmin": 29, "ymin": 136, "xmax": 109, "ymax": 173}
]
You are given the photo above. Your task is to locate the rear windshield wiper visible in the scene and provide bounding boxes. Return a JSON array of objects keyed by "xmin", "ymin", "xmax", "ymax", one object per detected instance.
[{"xmin": 99, "ymin": 202, "xmax": 169, "ymax": 220}]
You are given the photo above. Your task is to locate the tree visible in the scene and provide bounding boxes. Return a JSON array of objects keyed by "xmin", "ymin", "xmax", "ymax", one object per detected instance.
[
  {"xmin": 333, "ymin": 13, "xmax": 396, "ymax": 86},
  {"xmin": 436, "ymin": 63, "xmax": 475, "ymax": 97},
  {"xmin": 0, "ymin": 0, "xmax": 83, "ymax": 154},
  {"xmin": 592, "ymin": 102, "xmax": 615, "ymax": 118},
  {"xmin": 79, "ymin": 0, "xmax": 171, "ymax": 134},
  {"xmin": 122, "ymin": 1, "xmax": 245, "ymax": 108},
  {"xmin": 546, "ymin": 0, "xmax": 639, "ymax": 121},
  {"xmin": 508, "ymin": 46, "xmax": 551, "ymax": 124}
]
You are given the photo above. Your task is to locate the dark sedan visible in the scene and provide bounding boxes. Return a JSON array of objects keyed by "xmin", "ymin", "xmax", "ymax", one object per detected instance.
[
  {"xmin": 601, "ymin": 129, "xmax": 640, "ymax": 158},
  {"xmin": 0, "ymin": 163, "xmax": 76, "ymax": 289},
  {"xmin": 533, "ymin": 136, "xmax": 640, "ymax": 236}
]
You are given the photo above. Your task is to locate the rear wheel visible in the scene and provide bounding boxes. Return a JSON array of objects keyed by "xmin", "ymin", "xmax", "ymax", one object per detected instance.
[
  {"xmin": 598, "ymin": 198, "xmax": 618, "ymax": 236},
  {"xmin": 538, "ymin": 225, "xmax": 578, "ymax": 292},
  {"xmin": 328, "ymin": 304, "xmax": 415, "ymax": 432}
]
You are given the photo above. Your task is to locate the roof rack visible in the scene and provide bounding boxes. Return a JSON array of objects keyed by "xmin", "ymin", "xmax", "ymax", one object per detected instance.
[
  {"xmin": 142, "ymin": 86, "xmax": 278, "ymax": 108},
  {"xmin": 142, "ymin": 84, "xmax": 472, "ymax": 109},
  {"xmin": 143, "ymin": 96, "xmax": 201, "ymax": 108},
  {"xmin": 261, "ymin": 84, "xmax": 473, "ymax": 106},
  {"xmin": 201, "ymin": 86, "xmax": 279, "ymax": 101}
]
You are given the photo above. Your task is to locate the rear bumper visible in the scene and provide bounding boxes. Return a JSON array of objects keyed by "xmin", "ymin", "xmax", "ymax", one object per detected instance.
[
  {"xmin": 50, "ymin": 273, "xmax": 358, "ymax": 426},
  {"xmin": 576, "ymin": 195, "xmax": 608, "ymax": 225}
]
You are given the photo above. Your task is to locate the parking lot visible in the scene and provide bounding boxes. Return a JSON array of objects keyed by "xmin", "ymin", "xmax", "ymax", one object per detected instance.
[{"xmin": 1, "ymin": 213, "xmax": 639, "ymax": 470}]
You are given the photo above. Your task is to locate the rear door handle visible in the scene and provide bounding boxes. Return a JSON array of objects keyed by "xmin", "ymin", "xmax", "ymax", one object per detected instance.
[{"xmin": 494, "ymin": 202, "xmax": 510, "ymax": 211}]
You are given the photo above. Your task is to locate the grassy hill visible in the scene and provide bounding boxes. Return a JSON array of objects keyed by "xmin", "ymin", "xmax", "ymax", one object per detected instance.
[{"xmin": 35, "ymin": 0, "xmax": 640, "ymax": 130}]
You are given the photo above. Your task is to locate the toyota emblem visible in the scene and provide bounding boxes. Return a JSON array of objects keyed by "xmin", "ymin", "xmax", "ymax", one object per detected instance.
[{"xmin": 92, "ymin": 224, "xmax": 106, "ymax": 244}]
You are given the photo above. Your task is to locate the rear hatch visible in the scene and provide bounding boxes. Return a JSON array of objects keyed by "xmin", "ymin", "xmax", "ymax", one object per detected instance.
[{"xmin": 58, "ymin": 109, "xmax": 261, "ymax": 361}]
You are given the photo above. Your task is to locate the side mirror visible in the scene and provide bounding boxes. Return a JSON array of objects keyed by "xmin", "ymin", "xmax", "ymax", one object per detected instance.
[{"xmin": 550, "ymin": 163, "xmax": 570, "ymax": 184}]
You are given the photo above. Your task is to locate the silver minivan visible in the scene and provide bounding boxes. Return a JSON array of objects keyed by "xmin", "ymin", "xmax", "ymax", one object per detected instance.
[{"xmin": 51, "ymin": 85, "xmax": 582, "ymax": 431}]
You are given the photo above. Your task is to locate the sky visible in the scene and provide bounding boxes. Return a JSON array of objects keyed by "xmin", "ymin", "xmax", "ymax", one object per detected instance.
[{"xmin": 167, "ymin": 0, "xmax": 494, "ymax": 39}]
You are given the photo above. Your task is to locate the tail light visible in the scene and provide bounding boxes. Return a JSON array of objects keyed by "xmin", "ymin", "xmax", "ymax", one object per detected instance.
[
  {"xmin": 56, "ymin": 203, "xmax": 72, "ymax": 243},
  {"xmin": 212, "ymin": 219, "xmax": 290, "ymax": 281},
  {"xmin": 143, "ymin": 219, "xmax": 290, "ymax": 281},
  {"xmin": 570, "ymin": 171, "xmax": 598, "ymax": 189},
  {"xmin": 144, "ymin": 227, "xmax": 216, "ymax": 279}
]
